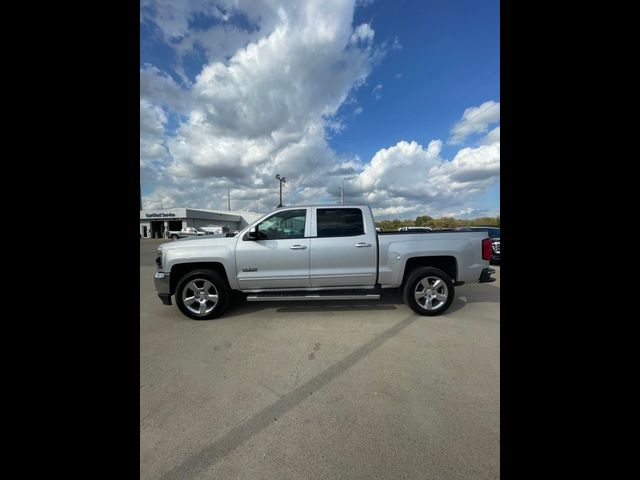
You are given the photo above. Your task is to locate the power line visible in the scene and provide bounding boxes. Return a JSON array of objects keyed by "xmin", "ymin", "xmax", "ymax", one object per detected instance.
[
  {"xmin": 455, "ymin": 101, "xmax": 500, "ymax": 126},
  {"xmin": 440, "ymin": 68, "xmax": 499, "ymax": 120}
]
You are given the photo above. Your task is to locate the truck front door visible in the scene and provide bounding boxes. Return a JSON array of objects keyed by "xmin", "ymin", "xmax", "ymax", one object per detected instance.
[{"xmin": 235, "ymin": 208, "xmax": 311, "ymax": 289}]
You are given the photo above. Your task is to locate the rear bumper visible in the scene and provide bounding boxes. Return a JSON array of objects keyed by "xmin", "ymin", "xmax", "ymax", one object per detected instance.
[
  {"xmin": 479, "ymin": 267, "xmax": 496, "ymax": 283},
  {"xmin": 154, "ymin": 272, "xmax": 172, "ymax": 305}
]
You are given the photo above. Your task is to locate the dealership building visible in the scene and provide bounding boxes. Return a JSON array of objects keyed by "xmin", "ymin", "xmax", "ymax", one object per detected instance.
[{"xmin": 140, "ymin": 208, "xmax": 263, "ymax": 238}]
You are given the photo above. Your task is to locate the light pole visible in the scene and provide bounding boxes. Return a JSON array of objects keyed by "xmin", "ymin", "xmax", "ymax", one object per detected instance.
[{"xmin": 275, "ymin": 174, "xmax": 286, "ymax": 207}]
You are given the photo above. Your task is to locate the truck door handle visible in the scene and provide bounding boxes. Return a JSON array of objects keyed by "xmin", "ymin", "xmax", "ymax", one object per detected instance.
[
  {"xmin": 290, "ymin": 244, "xmax": 307, "ymax": 250},
  {"xmin": 355, "ymin": 242, "xmax": 372, "ymax": 247}
]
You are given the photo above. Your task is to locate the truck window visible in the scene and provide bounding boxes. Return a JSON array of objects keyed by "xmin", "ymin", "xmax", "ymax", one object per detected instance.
[
  {"xmin": 316, "ymin": 208, "xmax": 365, "ymax": 237},
  {"xmin": 256, "ymin": 209, "xmax": 306, "ymax": 240}
]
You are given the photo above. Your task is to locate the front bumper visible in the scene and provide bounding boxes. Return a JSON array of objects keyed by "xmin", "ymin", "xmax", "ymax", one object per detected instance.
[
  {"xmin": 479, "ymin": 267, "xmax": 496, "ymax": 283},
  {"xmin": 154, "ymin": 272, "xmax": 172, "ymax": 305}
]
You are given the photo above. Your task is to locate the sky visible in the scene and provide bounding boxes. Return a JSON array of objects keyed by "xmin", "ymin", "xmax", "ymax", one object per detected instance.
[{"xmin": 140, "ymin": 0, "xmax": 500, "ymax": 220}]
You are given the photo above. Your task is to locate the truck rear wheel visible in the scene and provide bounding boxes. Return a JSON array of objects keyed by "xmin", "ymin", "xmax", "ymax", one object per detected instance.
[
  {"xmin": 171, "ymin": 234, "xmax": 179, "ymax": 240},
  {"xmin": 403, "ymin": 267, "xmax": 454, "ymax": 316},
  {"xmin": 175, "ymin": 269, "xmax": 230, "ymax": 320}
]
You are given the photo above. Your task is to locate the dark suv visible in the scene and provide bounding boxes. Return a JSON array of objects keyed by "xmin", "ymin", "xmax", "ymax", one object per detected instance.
[{"xmin": 457, "ymin": 226, "xmax": 500, "ymax": 263}]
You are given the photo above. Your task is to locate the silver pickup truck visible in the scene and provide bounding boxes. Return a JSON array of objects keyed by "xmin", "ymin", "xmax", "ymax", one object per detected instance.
[{"xmin": 154, "ymin": 205, "xmax": 495, "ymax": 320}]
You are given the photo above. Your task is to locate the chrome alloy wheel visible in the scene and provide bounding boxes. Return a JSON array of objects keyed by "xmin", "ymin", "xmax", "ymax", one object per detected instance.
[
  {"xmin": 181, "ymin": 278, "xmax": 219, "ymax": 315},
  {"xmin": 414, "ymin": 276, "xmax": 449, "ymax": 311}
]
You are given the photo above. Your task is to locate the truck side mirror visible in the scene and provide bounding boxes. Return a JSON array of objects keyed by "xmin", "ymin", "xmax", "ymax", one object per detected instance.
[{"xmin": 246, "ymin": 226, "xmax": 258, "ymax": 240}]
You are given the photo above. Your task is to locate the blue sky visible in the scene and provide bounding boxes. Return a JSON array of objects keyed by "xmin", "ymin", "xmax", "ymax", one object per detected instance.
[{"xmin": 140, "ymin": 0, "xmax": 500, "ymax": 219}]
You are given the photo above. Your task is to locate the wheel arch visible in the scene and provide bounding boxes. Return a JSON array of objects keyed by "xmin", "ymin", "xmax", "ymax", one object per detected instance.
[
  {"xmin": 401, "ymin": 256, "xmax": 458, "ymax": 288},
  {"xmin": 169, "ymin": 262, "xmax": 232, "ymax": 294}
]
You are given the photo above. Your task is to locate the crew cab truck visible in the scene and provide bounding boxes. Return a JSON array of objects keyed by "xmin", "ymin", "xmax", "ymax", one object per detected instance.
[{"xmin": 154, "ymin": 205, "xmax": 495, "ymax": 320}]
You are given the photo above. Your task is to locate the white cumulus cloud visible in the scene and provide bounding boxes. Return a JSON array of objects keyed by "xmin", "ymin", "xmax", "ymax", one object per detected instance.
[
  {"xmin": 480, "ymin": 126, "xmax": 500, "ymax": 145},
  {"xmin": 140, "ymin": 1, "xmax": 499, "ymax": 220},
  {"xmin": 346, "ymin": 138, "xmax": 499, "ymax": 219},
  {"xmin": 142, "ymin": 0, "xmax": 382, "ymax": 212},
  {"xmin": 448, "ymin": 100, "xmax": 500, "ymax": 145}
]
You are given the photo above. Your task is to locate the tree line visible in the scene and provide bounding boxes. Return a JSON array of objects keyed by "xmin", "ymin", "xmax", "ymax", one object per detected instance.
[{"xmin": 375, "ymin": 215, "xmax": 500, "ymax": 231}]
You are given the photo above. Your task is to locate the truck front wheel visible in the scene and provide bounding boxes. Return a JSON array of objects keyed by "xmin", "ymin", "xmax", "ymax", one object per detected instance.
[
  {"xmin": 171, "ymin": 234, "xmax": 179, "ymax": 240},
  {"xmin": 403, "ymin": 267, "xmax": 455, "ymax": 316},
  {"xmin": 175, "ymin": 269, "xmax": 230, "ymax": 320}
]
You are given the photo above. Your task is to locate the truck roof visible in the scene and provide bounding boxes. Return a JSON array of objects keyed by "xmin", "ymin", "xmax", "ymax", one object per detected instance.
[{"xmin": 273, "ymin": 204, "xmax": 369, "ymax": 209}]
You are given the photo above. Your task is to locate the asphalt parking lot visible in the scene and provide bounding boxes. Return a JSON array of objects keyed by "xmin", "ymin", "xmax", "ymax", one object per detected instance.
[{"xmin": 140, "ymin": 239, "xmax": 500, "ymax": 479}]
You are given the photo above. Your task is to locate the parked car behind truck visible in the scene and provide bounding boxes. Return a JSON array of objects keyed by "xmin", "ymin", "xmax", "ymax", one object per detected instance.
[
  {"xmin": 167, "ymin": 226, "xmax": 212, "ymax": 240},
  {"xmin": 397, "ymin": 226, "xmax": 433, "ymax": 231},
  {"xmin": 200, "ymin": 225, "xmax": 230, "ymax": 236},
  {"xmin": 154, "ymin": 205, "xmax": 495, "ymax": 320}
]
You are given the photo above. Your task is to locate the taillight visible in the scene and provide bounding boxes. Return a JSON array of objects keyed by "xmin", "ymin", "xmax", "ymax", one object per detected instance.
[{"xmin": 482, "ymin": 238, "xmax": 492, "ymax": 260}]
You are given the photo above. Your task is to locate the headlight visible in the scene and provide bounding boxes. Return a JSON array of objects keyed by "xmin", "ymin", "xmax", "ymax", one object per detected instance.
[{"xmin": 155, "ymin": 249, "xmax": 163, "ymax": 269}]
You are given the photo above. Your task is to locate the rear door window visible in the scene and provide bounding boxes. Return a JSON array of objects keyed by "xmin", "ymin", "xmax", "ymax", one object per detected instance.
[{"xmin": 316, "ymin": 208, "xmax": 365, "ymax": 237}]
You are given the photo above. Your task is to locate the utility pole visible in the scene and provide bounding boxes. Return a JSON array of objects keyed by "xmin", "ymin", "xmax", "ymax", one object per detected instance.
[
  {"xmin": 275, "ymin": 174, "xmax": 286, "ymax": 207},
  {"xmin": 340, "ymin": 178, "xmax": 344, "ymax": 205},
  {"xmin": 228, "ymin": 190, "xmax": 231, "ymax": 211}
]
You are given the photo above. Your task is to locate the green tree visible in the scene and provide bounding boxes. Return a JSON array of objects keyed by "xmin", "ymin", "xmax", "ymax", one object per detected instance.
[
  {"xmin": 415, "ymin": 215, "xmax": 433, "ymax": 226},
  {"xmin": 376, "ymin": 214, "xmax": 500, "ymax": 230}
]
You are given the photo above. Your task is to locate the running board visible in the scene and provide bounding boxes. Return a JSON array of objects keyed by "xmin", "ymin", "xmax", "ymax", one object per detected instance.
[{"xmin": 246, "ymin": 292, "xmax": 381, "ymax": 302}]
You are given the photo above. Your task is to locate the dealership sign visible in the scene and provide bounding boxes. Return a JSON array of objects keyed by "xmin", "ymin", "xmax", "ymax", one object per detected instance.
[{"xmin": 145, "ymin": 212, "xmax": 176, "ymax": 218}]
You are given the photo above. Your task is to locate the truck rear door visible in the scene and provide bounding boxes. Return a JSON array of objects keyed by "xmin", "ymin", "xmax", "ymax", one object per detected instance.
[{"xmin": 309, "ymin": 207, "xmax": 377, "ymax": 287}]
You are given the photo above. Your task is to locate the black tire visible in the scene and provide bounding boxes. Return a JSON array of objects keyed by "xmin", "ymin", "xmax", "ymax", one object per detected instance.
[
  {"xmin": 403, "ymin": 267, "xmax": 455, "ymax": 316},
  {"xmin": 171, "ymin": 234, "xmax": 179, "ymax": 240},
  {"xmin": 175, "ymin": 269, "xmax": 231, "ymax": 320}
]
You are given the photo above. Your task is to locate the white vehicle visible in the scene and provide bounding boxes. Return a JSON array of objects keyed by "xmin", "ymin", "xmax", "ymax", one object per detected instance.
[
  {"xmin": 167, "ymin": 227, "xmax": 210, "ymax": 240},
  {"xmin": 397, "ymin": 226, "xmax": 433, "ymax": 232},
  {"xmin": 200, "ymin": 225, "xmax": 230, "ymax": 236}
]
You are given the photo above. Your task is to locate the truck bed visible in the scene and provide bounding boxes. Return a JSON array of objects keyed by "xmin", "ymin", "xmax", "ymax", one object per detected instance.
[
  {"xmin": 377, "ymin": 229, "xmax": 474, "ymax": 235},
  {"xmin": 376, "ymin": 230, "xmax": 489, "ymax": 286}
]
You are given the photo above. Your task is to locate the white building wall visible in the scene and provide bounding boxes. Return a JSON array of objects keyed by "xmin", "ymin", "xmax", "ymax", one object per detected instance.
[
  {"xmin": 192, "ymin": 219, "xmax": 238, "ymax": 230},
  {"xmin": 229, "ymin": 211, "xmax": 264, "ymax": 229},
  {"xmin": 140, "ymin": 208, "xmax": 261, "ymax": 237},
  {"xmin": 140, "ymin": 222, "xmax": 151, "ymax": 237}
]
